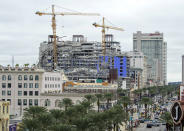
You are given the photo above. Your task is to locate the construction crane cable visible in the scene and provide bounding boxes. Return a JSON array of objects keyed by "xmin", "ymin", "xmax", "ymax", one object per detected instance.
[
  {"xmin": 54, "ymin": 5, "xmax": 82, "ymax": 13},
  {"xmin": 104, "ymin": 17, "xmax": 116, "ymax": 27}
]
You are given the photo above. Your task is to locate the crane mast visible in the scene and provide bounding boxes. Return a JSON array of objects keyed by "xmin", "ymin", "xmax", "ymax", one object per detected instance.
[
  {"xmin": 36, "ymin": 5, "xmax": 100, "ymax": 70},
  {"xmin": 51, "ymin": 5, "xmax": 57, "ymax": 69},
  {"xmin": 102, "ymin": 17, "xmax": 106, "ymax": 57},
  {"xmin": 93, "ymin": 17, "xmax": 124, "ymax": 60}
]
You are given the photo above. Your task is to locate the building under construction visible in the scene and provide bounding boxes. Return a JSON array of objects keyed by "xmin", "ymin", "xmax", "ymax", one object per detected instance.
[{"xmin": 39, "ymin": 34, "xmax": 130, "ymax": 83}]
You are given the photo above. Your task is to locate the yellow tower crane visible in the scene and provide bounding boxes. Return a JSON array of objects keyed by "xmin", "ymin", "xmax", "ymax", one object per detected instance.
[
  {"xmin": 36, "ymin": 5, "xmax": 100, "ymax": 69},
  {"xmin": 93, "ymin": 17, "xmax": 124, "ymax": 58}
]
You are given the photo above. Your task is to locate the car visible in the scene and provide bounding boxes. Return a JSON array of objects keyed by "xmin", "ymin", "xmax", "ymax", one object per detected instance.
[
  {"xmin": 152, "ymin": 122, "xmax": 160, "ymax": 127},
  {"xmin": 138, "ymin": 118, "xmax": 145, "ymax": 123},
  {"xmin": 146, "ymin": 123, "xmax": 153, "ymax": 128},
  {"xmin": 139, "ymin": 119, "xmax": 145, "ymax": 123}
]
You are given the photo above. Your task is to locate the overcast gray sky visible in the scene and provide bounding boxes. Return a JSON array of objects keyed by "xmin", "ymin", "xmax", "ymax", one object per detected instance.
[{"xmin": 0, "ymin": 0, "xmax": 183, "ymax": 82}]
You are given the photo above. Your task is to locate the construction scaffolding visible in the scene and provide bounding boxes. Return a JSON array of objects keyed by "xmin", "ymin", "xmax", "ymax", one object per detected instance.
[{"xmin": 39, "ymin": 34, "xmax": 123, "ymax": 82}]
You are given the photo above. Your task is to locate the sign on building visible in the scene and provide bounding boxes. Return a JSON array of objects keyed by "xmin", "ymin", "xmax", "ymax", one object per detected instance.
[{"xmin": 171, "ymin": 101, "xmax": 183, "ymax": 125}]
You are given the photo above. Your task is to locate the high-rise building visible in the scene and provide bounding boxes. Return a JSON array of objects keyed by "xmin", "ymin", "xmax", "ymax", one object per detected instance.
[
  {"xmin": 133, "ymin": 31, "xmax": 167, "ymax": 85},
  {"xmin": 127, "ymin": 51, "xmax": 147, "ymax": 88},
  {"xmin": 182, "ymin": 55, "xmax": 184, "ymax": 84}
]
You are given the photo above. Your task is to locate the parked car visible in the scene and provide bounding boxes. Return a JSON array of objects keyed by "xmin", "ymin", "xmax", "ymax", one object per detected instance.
[
  {"xmin": 139, "ymin": 119, "xmax": 145, "ymax": 123},
  {"xmin": 146, "ymin": 123, "xmax": 153, "ymax": 128},
  {"xmin": 152, "ymin": 122, "xmax": 160, "ymax": 127}
]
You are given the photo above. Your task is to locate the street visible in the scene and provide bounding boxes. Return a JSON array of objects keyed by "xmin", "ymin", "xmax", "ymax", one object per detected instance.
[{"xmin": 135, "ymin": 123, "xmax": 166, "ymax": 131}]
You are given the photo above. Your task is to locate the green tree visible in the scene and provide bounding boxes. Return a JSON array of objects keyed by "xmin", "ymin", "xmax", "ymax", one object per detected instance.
[
  {"xmin": 59, "ymin": 98, "xmax": 73, "ymax": 111},
  {"xmin": 160, "ymin": 112, "xmax": 173, "ymax": 131},
  {"xmin": 104, "ymin": 93, "xmax": 113, "ymax": 110},
  {"xmin": 140, "ymin": 97, "xmax": 152, "ymax": 119},
  {"xmin": 38, "ymin": 113, "xmax": 53, "ymax": 131},
  {"xmin": 95, "ymin": 94, "xmax": 103, "ymax": 112},
  {"xmin": 50, "ymin": 109, "xmax": 64, "ymax": 124},
  {"xmin": 19, "ymin": 106, "xmax": 47, "ymax": 131}
]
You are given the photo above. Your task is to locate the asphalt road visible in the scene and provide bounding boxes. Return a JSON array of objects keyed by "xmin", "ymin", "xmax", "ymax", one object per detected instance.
[{"xmin": 135, "ymin": 123, "xmax": 166, "ymax": 131}]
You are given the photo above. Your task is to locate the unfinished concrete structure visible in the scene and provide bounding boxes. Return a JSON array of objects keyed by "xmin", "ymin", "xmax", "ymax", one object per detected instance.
[{"xmin": 39, "ymin": 34, "xmax": 122, "ymax": 82}]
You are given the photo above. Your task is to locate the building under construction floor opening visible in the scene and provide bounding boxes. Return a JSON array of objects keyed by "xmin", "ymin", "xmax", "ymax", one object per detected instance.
[{"xmin": 39, "ymin": 34, "xmax": 130, "ymax": 83}]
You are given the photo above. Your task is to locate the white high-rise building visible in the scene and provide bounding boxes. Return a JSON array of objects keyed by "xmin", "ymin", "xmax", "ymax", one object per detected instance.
[
  {"xmin": 133, "ymin": 31, "xmax": 167, "ymax": 85},
  {"xmin": 127, "ymin": 51, "xmax": 147, "ymax": 88}
]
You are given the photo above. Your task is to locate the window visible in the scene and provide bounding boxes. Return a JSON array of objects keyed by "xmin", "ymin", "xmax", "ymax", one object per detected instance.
[
  {"xmin": 7, "ymin": 91, "xmax": 11, "ymax": 96},
  {"xmin": 24, "ymin": 75, "xmax": 27, "ymax": 80},
  {"xmin": 45, "ymin": 99, "xmax": 51, "ymax": 106},
  {"xmin": 29, "ymin": 99, "xmax": 33, "ymax": 106},
  {"xmin": 23, "ymin": 99, "xmax": 27, "ymax": 106},
  {"xmin": 45, "ymin": 77, "xmax": 47, "ymax": 81},
  {"xmin": 8, "ymin": 75, "xmax": 11, "ymax": 80},
  {"xmin": 58, "ymin": 78, "xmax": 60, "ymax": 81},
  {"xmin": 2, "ymin": 75, "xmax": 6, "ymax": 80},
  {"xmin": 58, "ymin": 84, "xmax": 60, "ymax": 88},
  {"xmin": 18, "ymin": 91, "xmax": 22, "ymax": 96},
  {"xmin": 55, "ymin": 84, "xmax": 57, "ymax": 88},
  {"xmin": 29, "ymin": 91, "xmax": 33, "ymax": 96},
  {"xmin": 2, "ymin": 91, "xmax": 6, "ymax": 96},
  {"xmin": 8, "ymin": 83, "xmax": 11, "ymax": 88},
  {"xmin": 55, "ymin": 77, "xmax": 57, "ymax": 81},
  {"xmin": 18, "ymin": 75, "xmax": 22, "ymax": 80},
  {"xmin": 24, "ymin": 91, "xmax": 27, "ymax": 96},
  {"xmin": 29, "ymin": 75, "xmax": 33, "ymax": 80},
  {"xmin": 2, "ymin": 83, "xmax": 6, "ymax": 88},
  {"xmin": 35, "ymin": 83, "xmax": 39, "ymax": 88},
  {"xmin": 34, "ymin": 99, "xmax": 38, "ymax": 106},
  {"xmin": 3, "ymin": 106, "xmax": 5, "ymax": 113},
  {"xmin": 45, "ymin": 84, "xmax": 47, "ymax": 88},
  {"xmin": 18, "ymin": 83, "xmax": 22, "ymax": 88},
  {"xmin": 35, "ymin": 91, "xmax": 39, "ymax": 96},
  {"xmin": 35, "ymin": 75, "xmax": 39, "ymax": 80},
  {"xmin": 7, "ymin": 106, "xmax": 9, "ymax": 113},
  {"xmin": 24, "ymin": 83, "xmax": 27, "ymax": 88},
  {"xmin": 7, "ymin": 99, "xmax": 11, "ymax": 104},
  {"xmin": 52, "ymin": 77, "xmax": 54, "ymax": 81},
  {"xmin": 18, "ymin": 99, "xmax": 22, "ymax": 105},
  {"xmin": 29, "ymin": 83, "xmax": 33, "ymax": 88}
]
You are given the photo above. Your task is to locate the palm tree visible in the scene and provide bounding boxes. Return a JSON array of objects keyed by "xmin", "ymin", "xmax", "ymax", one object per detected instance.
[
  {"xmin": 84, "ymin": 94, "xmax": 93, "ymax": 102},
  {"xmin": 119, "ymin": 96, "xmax": 130, "ymax": 110},
  {"xmin": 80, "ymin": 99, "xmax": 93, "ymax": 113},
  {"xmin": 95, "ymin": 94, "xmax": 103, "ymax": 112},
  {"xmin": 19, "ymin": 106, "xmax": 47, "ymax": 131},
  {"xmin": 49, "ymin": 124, "xmax": 73, "ymax": 131},
  {"xmin": 23, "ymin": 106, "xmax": 47, "ymax": 119},
  {"xmin": 50, "ymin": 109, "xmax": 64, "ymax": 124},
  {"xmin": 160, "ymin": 112, "xmax": 173, "ymax": 131},
  {"xmin": 104, "ymin": 93, "xmax": 113, "ymax": 110},
  {"xmin": 140, "ymin": 97, "xmax": 152, "ymax": 119},
  {"xmin": 38, "ymin": 113, "xmax": 53, "ymax": 131},
  {"xmin": 59, "ymin": 98, "xmax": 73, "ymax": 111},
  {"xmin": 109, "ymin": 105, "xmax": 128, "ymax": 131},
  {"xmin": 24, "ymin": 63, "xmax": 29, "ymax": 67},
  {"xmin": 19, "ymin": 118, "xmax": 40, "ymax": 131}
]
